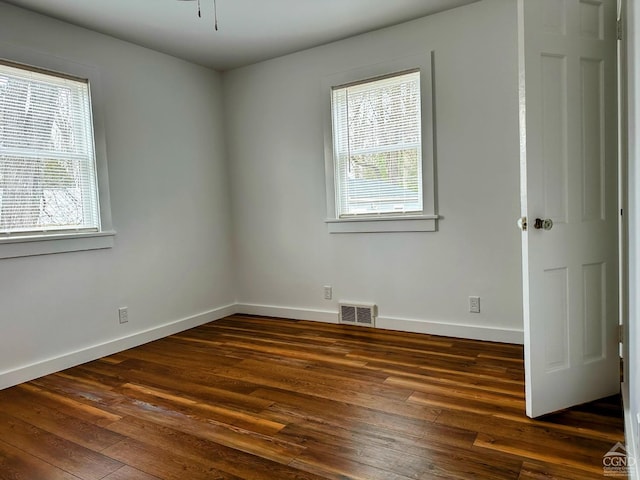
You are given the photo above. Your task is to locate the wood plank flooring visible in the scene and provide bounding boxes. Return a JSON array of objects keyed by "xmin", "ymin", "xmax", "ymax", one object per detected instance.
[{"xmin": 0, "ymin": 315, "xmax": 624, "ymax": 479}]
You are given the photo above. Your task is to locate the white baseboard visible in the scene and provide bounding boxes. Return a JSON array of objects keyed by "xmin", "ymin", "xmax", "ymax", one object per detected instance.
[
  {"xmin": 623, "ymin": 383, "xmax": 639, "ymax": 480},
  {"xmin": 377, "ymin": 315, "xmax": 524, "ymax": 344},
  {"xmin": 236, "ymin": 303, "xmax": 524, "ymax": 344},
  {"xmin": 236, "ymin": 303, "xmax": 338, "ymax": 324},
  {"xmin": 0, "ymin": 303, "xmax": 236, "ymax": 390}
]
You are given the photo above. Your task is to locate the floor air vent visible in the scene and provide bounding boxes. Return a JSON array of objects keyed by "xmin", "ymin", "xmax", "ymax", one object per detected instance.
[{"xmin": 339, "ymin": 303, "xmax": 377, "ymax": 327}]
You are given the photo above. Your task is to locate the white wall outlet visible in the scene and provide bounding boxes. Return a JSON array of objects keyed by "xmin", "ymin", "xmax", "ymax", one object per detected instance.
[
  {"xmin": 118, "ymin": 307, "xmax": 129, "ymax": 324},
  {"xmin": 469, "ymin": 296, "xmax": 480, "ymax": 313},
  {"xmin": 324, "ymin": 285, "xmax": 332, "ymax": 300}
]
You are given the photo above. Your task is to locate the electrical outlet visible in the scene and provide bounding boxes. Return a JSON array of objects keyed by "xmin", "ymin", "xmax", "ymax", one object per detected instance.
[
  {"xmin": 324, "ymin": 286, "xmax": 332, "ymax": 300},
  {"xmin": 118, "ymin": 307, "xmax": 129, "ymax": 324},
  {"xmin": 469, "ymin": 296, "xmax": 480, "ymax": 313}
]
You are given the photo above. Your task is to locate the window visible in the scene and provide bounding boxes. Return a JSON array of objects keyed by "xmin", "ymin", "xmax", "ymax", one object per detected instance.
[
  {"xmin": 323, "ymin": 53, "xmax": 437, "ymax": 233},
  {"xmin": 332, "ymin": 71, "xmax": 422, "ymax": 217},
  {"xmin": 0, "ymin": 61, "xmax": 99, "ymax": 235},
  {"xmin": 0, "ymin": 47, "xmax": 113, "ymax": 259}
]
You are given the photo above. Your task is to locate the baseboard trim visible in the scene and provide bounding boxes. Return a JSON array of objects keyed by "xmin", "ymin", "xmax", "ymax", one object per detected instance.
[
  {"xmin": 0, "ymin": 303, "xmax": 236, "ymax": 390},
  {"xmin": 235, "ymin": 303, "xmax": 524, "ymax": 344},
  {"xmin": 623, "ymin": 383, "xmax": 639, "ymax": 480},
  {"xmin": 236, "ymin": 303, "xmax": 338, "ymax": 324},
  {"xmin": 377, "ymin": 315, "xmax": 524, "ymax": 344}
]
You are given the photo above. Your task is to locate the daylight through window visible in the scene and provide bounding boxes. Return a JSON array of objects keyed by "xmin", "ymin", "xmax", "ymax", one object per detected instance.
[
  {"xmin": 331, "ymin": 70, "xmax": 422, "ymax": 218},
  {"xmin": 0, "ymin": 61, "xmax": 99, "ymax": 236}
]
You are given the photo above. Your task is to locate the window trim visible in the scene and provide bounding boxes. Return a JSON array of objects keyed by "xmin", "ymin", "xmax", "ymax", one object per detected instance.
[
  {"xmin": 322, "ymin": 52, "xmax": 438, "ymax": 233},
  {"xmin": 0, "ymin": 44, "xmax": 115, "ymax": 258}
]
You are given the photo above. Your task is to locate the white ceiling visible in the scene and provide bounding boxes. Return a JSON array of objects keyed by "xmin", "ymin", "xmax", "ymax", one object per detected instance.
[{"xmin": 2, "ymin": 0, "xmax": 480, "ymax": 71}]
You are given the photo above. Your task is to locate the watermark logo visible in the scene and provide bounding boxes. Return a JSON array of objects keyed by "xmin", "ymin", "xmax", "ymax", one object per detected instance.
[{"xmin": 603, "ymin": 442, "xmax": 636, "ymax": 477}]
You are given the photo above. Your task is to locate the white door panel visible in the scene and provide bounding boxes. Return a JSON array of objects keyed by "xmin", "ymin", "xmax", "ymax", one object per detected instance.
[{"xmin": 518, "ymin": 0, "xmax": 619, "ymax": 418}]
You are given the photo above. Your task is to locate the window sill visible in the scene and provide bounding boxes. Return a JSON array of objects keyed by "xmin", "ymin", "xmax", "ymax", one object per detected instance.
[
  {"xmin": 0, "ymin": 230, "xmax": 116, "ymax": 259},
  {"xmin": 325, "ymin": 215, "xmax": 438, "ymax": 233}
]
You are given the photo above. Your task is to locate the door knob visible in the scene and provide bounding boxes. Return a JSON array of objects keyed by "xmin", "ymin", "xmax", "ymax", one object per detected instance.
[
  {"xmin": 517, "ymin": 217, "xmax": 527, "ymax": 231},
  {"xmin": 534, "ymin": 218, "xmax": 553, "ymax": 230}
]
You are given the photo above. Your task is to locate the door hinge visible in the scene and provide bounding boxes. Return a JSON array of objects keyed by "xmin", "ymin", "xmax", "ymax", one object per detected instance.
[
  {"xmin": 619, "ymin": 324, "xmax": 624, "ymax": 344},
  {"xmin": 617, "ymin": 18, "xmax": 623, "ymax": 40}
]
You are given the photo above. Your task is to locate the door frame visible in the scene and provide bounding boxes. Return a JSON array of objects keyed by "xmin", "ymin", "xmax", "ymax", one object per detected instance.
[{"xmin": 617, "ymin": 0, "xmax": 630, "ymax": 386}]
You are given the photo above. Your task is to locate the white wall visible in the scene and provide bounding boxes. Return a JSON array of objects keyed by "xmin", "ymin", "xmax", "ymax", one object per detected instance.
[
  {"xmin": 626, "ymin": 0, "xmax": 640, "ymax": 474},
  {"xmin": 223, "ymin": 0, "xmax": 523, "ymax": 342},
  {"xmin": 0, "ymin": 4, "xmax": 236, "ymax": 388},
  {"xmin": 0, "ymin": 0, "xmax": 524, "ymax": 391}
]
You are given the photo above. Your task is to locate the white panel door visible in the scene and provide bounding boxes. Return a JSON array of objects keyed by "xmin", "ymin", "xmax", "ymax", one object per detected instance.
[{"xmin": 518, "ymin": 0, "xmax": 619, "ymax": 418}]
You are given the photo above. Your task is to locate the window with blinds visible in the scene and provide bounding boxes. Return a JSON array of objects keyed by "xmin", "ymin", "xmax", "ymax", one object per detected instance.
[
  {"xmin": 0, "ymin": 61, "xmax": 99, "ymax": 236},
  {"xmin": 331, "ymin": 70, "xmax": 422, "ymax": 218}
]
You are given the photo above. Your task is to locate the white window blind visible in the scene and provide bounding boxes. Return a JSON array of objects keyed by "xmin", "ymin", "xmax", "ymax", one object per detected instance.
[
  {"xmin": 0, "ymin": 61, "xmax": 99, "ymax": 236},
  {"xmin": 331, "ymin": 70, "xmax": 422, "ymax": 218}
]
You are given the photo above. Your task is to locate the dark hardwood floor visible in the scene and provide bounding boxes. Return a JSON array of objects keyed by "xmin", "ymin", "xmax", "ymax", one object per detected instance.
[{"xmin": 0, "ymin": 315, "xmax": 624, "ymax": 479}]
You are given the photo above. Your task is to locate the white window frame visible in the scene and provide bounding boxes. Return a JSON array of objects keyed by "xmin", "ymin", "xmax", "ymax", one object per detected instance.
[
  {"xmin": 0, "ymin": 44, "xmax": 114, "ymax": 259},
  {"xmin": 323, "ymin": 52, "xmax": 438, "ymax": 233}
]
